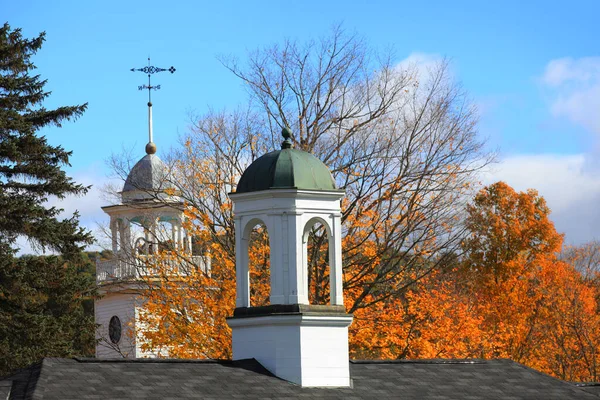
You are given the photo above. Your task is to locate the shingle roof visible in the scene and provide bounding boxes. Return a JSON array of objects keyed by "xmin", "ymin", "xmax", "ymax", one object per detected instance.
[
  {"xmin": 1, "ymin": 357, "xmax": 597, "ymax": 400},
  {"xmin": 122, "ymin": 154, "xmax": 172, "ymax": 194}
]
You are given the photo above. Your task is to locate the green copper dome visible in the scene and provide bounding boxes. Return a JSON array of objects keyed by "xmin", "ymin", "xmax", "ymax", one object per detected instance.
[{"xmin": 236, "ymin": 128, "xmax": 336, "ymax": 193}]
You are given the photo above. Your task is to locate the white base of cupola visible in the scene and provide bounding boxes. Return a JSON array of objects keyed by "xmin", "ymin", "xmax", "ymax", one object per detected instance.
[{"xmin": 227, "ymin": 306, "xmax": 353, "ymax": 387}]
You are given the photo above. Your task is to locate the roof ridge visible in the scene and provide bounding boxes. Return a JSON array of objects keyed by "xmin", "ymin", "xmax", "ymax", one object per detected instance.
[
  {"xmin": 73, "ymin": 357, "xmax": 233, "ymax": 364},
  {"xmin": 350, "ymin": 358, "xmax": 488, "ymax": 365}
]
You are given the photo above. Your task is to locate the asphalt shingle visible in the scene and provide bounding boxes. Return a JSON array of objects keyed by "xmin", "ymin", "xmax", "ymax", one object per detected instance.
[{"xmin": 0, "ymin": 357, "xmax": 597, "ymax": 399}]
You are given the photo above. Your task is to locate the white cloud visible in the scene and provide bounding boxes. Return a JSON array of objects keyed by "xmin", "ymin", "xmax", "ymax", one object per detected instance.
[
  {"xmin": 485, "ymin": 154, "xmax": 600, "ymax": 245},
  {"xmin": 541, "ymin": 57, "xmax": 600, "ymax": 135},
  {"xmin": 396, "ymin": 52, "xmax": 442, "ymax": 76},
  {"xmin": 542, "ymin": 57, "xmax": 600, "ymax": 87}
]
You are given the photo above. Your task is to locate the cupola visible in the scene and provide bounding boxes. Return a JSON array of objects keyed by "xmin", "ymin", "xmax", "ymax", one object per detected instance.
[
  {"xmin": 227, "ymin": 128, "xmax": 353, "ymax": 388},
  {"xmin": 94, "ymin": 61, "xmax": 212, "ymax": 359}
]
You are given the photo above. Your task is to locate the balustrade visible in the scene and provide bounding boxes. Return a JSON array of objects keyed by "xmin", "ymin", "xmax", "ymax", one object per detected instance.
[{"xmin": 96, "ymin": 255, "xmax": 210, "ymax": 283}]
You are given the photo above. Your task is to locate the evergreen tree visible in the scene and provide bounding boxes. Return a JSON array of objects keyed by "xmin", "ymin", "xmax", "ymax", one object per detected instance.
[
  {"xmin": 0, "ymin": 23, "xmax": 96, "ymax": 376},
  {"xmin": 0, "ymin": 255, "xmax": 97, "ymax": 376}
]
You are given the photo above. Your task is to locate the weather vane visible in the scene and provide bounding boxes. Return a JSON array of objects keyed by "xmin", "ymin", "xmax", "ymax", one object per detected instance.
[
  {"xmin": 130, "ymin": 57, "xmax": 176, "ymax": 103},
  {"xmin": 130, "ymin": 58, "xmax": 176, "ymax": 155}
]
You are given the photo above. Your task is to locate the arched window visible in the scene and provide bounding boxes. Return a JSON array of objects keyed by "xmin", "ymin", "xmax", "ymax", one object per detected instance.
[
  {"xmin": 246, "ymin": 221, "xmax": 271, "ymax": 307},
  {"xmin": 304, "ymin": 218, "xmax": 332, "ymax": 305},
  {"xmin": 129, "ymin": 218, "xmax": 149, "ymax": 255}
]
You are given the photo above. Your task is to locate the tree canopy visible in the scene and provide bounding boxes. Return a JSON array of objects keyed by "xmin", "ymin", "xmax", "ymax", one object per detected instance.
[
  {"xmin": 120, "ymin": 26, "xmax": 492, "ymax": 358},
  {"xmin": 0, "ymin": 23, "xmax": 95, "ymax": 377},
  {"xmin": 106, "ymin": 28, "xmax": 600, "ymax": 383}
]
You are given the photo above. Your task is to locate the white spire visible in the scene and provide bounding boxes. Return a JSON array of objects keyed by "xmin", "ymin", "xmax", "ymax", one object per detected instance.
[
  {"xmin": 148, "ymin": 101, "xmax": 153, "ymax": 144},
  {"xmin": 145, "ymin": 101, "xmax": 156, "ymax": 155}
]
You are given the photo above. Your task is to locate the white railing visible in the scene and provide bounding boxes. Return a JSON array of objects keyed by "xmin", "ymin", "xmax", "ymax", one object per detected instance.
[{"xmin": 96, "ymin": 255, "xmax": 211, "ymax": 284}]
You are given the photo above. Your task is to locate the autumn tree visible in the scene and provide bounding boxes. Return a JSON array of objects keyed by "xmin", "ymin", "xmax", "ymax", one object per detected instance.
[
  {"xmin": 461, "ymin": 181, "xmax": 563, "ymax": 283},
  {"xmin": 348, "ymin": 181, "xmax": 600, "ymax": 383},
  {"xmin": 457, "ymin": 182, "xmax": 562, "ymax": 359},
  {"xmin": 386, "ymin": 182, "xmax": 600, "ymax": 382},
  {"xmin": 0, "ymin": 23, "xmax": 95, "ymax": 376},
  {"xmin": 219, "ymin": 27, "xmax": 493, "ymax": 313},
  {"xmin": 116, "ymin": 26, "xmax": 492, "ymax": 359}
]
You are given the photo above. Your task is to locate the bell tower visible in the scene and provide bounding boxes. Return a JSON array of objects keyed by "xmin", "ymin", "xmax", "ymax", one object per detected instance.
[
  {"xmin": 227, "ymin": 128, "xmax": 353, "ymax": 387},
  {"xmin": 95, "ymin": 60, "xmax": 209, "ymax": 358},
  {"xmin": 95, "ymin": 138, "xmax": 210, "ymax": 358}
]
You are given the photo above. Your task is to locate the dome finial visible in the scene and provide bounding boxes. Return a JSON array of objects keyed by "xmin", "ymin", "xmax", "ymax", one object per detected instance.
[
  {"xmin": 145, "ymin": 142, "xmax": 157, "ymax": 154},
  {"xmin": 281, "ymin": 127, "xmax": 293, "ymax": 149}
]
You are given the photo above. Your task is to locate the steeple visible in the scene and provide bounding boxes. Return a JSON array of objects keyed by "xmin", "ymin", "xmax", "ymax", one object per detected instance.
[
  {"xmin": 121, "ymin": 58, "xmax": 177, "ymax": 202},
  {"xmin": 94, "ymin": 62, "xmax": 210, "ymax": 359}
]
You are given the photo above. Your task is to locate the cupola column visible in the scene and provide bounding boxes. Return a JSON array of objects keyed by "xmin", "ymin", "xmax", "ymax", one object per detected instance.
[
  {"xmin": 123, "ymin": 221, "xmax": 131, "ymax": 254},
  {"xmin": 171, "ymin": 222, "xmax": 177, "ymax": 248},
  {"xmin": 329, "ymin": 213, "xmax": 344, "ymax": 306},
  {"xmin": 186, "ymin": 234, "xmax": 192, "ymax": 253},
  {"xmin": 118, "ymin": 219, "xmax": 126, "ymax": 255},
  {"xmin": 110, "ymin": 218, "xmax": 118, "ymax": 254},
  {"xmin": 284, "ymin": 212, "xmax": 308, "ymax": 305},
  {"xmin": 266, "ymin": 211, "xmax": 300, "ymax": 305},
  {"xmin": 234, "ymin": 216, "xmax": 250, "ymax": 307}
]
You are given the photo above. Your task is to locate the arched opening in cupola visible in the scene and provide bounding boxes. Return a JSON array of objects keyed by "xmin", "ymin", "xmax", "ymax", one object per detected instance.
[
  {"xmin": 154, "ymin": 217, "xmax": 189, "ymax": 253},
  {"xmin": 303, "ymin": 218, "xmax": 332, "ymax": 305},
  {"xmin": 244, "ymin": 219, "xmax": 271, "ymax": 307}
]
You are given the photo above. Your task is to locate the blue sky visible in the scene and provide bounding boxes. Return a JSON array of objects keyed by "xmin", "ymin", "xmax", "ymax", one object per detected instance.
[{"xmin": 6, "ymin": 0, "xmax": 600, "ymax": 247}]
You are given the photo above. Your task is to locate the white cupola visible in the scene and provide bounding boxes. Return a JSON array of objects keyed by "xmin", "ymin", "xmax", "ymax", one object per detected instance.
[
  {"xmin": 227, "ymin": 128, "xmax": 353, "ymax": 387},
  {"xmin": 95, "ymin": 139, "xmax": 203, "ymax": 359},
  {"xmin": 95, "ymin": 75, "xmax": 209, "ymax": 358}
]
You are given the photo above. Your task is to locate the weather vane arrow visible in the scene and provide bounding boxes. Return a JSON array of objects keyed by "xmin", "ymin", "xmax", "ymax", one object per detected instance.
[
  {"xmin": 131, "ymin": 57, "xmax": 176, "ymax": 103},
  {"xmin": 130, "ymin": 57, "xmax": 176, "ymax": 154}
]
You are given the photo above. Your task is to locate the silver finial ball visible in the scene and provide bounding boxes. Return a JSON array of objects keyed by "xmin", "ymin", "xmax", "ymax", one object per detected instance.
[{"xmin": 146, "ymin": 142, "xmax": 157, "ymax": 155}]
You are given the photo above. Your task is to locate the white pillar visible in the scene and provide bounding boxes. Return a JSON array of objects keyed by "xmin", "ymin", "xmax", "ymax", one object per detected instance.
[
  {"xmin": 330, "ymin": 214, "xmax": 344, "ymax": 306},
  {"xmin": 268, "ymin": 213, "xmax": 284, "ymax": 305},
  {"xmin": 119, "ymin": 219, "xmax": 127, "ymax": 254},
  {"xmin": 177, "ymin": 224, "xmax": 183, "ymax": 249},
  {"xmin": 150, "ymin": 219, "xmax": 158, "ymax": 254},
  {"xmin": 123, "ymin": 222, "xmax": 131, "ymax": 253},
  {"xmin": 111, "ymin": 218, "xmax": 118, "ymax": 254},
  {"xmin": 286, "ymin": 214, "xmax": 308, "ymax": 304},
  {"xmin": 302, "ymin": 227, "xmax": 309, "ymax": 303},
  {"xmin": 235, "ymin": 217, "xmax": 250, "ymax": 307},
  {"xmin": 171, "ymin": 222, "xmax": 177, "ymax": 248}
]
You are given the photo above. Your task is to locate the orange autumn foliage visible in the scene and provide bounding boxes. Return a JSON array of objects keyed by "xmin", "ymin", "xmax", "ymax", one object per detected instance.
[
  {"xmin": 124, "ymin": 30, "xmax": 494, "ymax": 371},
  {"xmin": 349, "ymin": 182, "xmax": 600, "ymax": 382},
  {"xmin": 134, "ymin": 149, "xmax": 600, "ymax": 383},
  {"xmin": 137, "ymin": 227, "xmax": 236, "ymax": 359}
]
